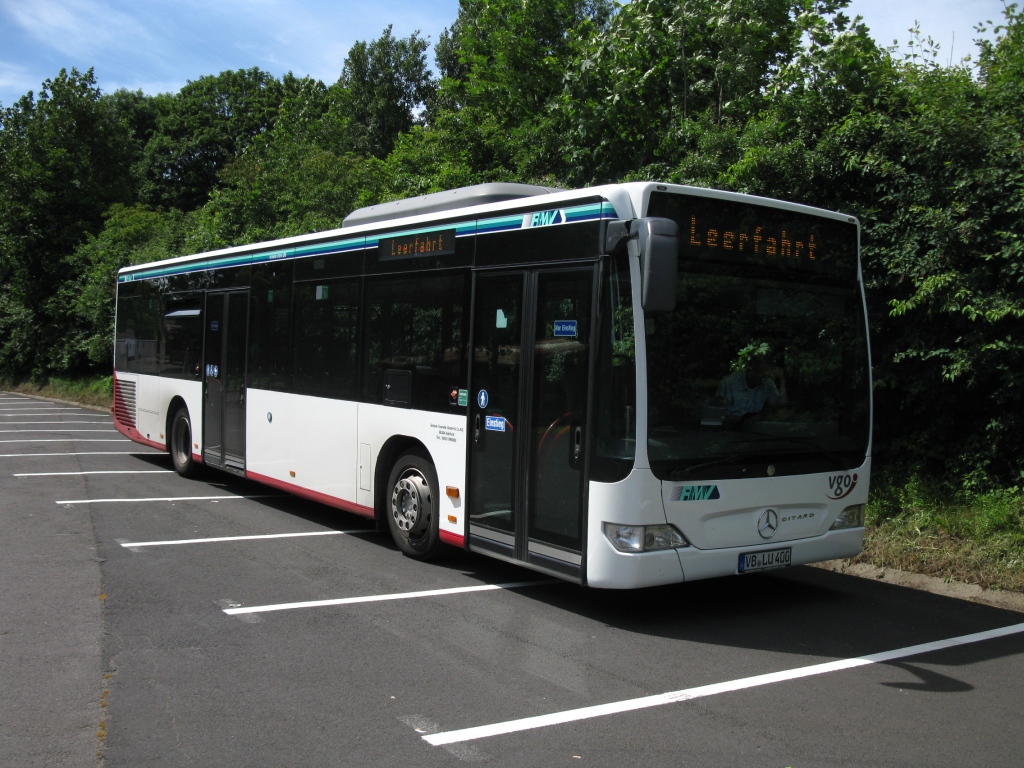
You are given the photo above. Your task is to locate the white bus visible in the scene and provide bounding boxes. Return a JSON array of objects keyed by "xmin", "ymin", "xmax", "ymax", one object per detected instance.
[{"xmin": 113, "ymin": 182, "xmax": 871, "ymax": 588}]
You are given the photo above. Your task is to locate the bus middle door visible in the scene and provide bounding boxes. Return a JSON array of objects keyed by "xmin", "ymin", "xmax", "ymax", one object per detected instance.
[
  {"xmin": 203, "ymin": 289, "xmax": 249, "ymax": 473},
  {"xmin": 468, "ymin": 266, "xmax": 596, "ymax": 582}
]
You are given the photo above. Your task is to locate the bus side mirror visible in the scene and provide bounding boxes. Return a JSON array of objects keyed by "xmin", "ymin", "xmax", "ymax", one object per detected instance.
[
  {"xmin": 637, "ymin": 217, "xmax": 678, "ymax": 312},
  {"xmin": 604, "ymin": 217, "xmax": 679, "ymax": 311}
]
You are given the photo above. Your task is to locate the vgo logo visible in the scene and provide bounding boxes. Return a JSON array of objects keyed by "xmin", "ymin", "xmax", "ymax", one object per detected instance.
[{"xmin": 827, "ymin": 472, "xmax": 858, "ymax": 500}]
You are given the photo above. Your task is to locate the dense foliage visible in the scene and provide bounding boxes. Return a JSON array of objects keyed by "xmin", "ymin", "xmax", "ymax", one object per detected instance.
[{"xmin": 2, "ymin": 0, "xmax": 1023, "ymax": 490}]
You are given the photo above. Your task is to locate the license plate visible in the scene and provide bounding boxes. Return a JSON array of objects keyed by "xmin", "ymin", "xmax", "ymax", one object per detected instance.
[{"xmin": 738, "ymin": 547, "xmax": 792, "ymax": 573}]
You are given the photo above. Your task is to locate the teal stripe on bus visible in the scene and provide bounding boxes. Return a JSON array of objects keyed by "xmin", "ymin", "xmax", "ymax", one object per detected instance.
[{"xmin": 118, "ymin": 201, "xmax": 620, "ymax": 282}]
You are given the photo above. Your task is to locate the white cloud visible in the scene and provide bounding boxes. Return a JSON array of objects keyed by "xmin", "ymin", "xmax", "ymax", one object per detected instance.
[
  {"xmin": 0, "ymin": 60, "xmax": 37, "ymax": 105},
  {"xmin": 0, "ymin": 0, "xmax": 451, "ymax": 104},
  {"xmin": 846, "ymin": 0, "xmax": 1006, "ymax": 60},
  {"xmin": 2, "ymin": 0, "xmax": 162, "ymax": 61}
]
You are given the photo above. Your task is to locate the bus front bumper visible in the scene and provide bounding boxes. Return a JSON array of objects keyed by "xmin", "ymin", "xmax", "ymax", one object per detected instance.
[{"xmin": 585, "ymin": 527, "xmax": 865, "ymax": 589}]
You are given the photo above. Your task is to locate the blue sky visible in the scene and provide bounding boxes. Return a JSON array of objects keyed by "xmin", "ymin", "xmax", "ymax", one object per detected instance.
[{"xmin": 0, "ymin": 0, "xmax": 1011, "ymax": 108}]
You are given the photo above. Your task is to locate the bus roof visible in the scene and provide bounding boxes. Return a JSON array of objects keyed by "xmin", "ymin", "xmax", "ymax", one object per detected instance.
[
  {"xmin": 116, "ymin": 182, "xmax": 855, "ymax": 279},
  {"xmin": 341, "ymin": 183, "xmax": 564, "ymax": 228}
]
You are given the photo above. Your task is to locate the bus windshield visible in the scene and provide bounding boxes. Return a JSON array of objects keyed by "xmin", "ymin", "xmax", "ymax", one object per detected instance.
[{"xmin": 644, "ymin": 192, "xmax": 871, "ymax": 480}]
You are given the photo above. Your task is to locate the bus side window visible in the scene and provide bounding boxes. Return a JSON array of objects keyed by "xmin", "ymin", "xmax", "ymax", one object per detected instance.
[
  {"xmin": 292, "ymin": 278, "xmax": 360, "ymax": 400},
  {"xmin": 162, "ymin": 294, "xmax": 203, "ymax": 379},
  {"xmin": 364, "ymin": 273, "xmax": 465, "ymax": 413},
  {"xmin": 249, "ymin": 263, "xmax": 294, "ymax": 392}
]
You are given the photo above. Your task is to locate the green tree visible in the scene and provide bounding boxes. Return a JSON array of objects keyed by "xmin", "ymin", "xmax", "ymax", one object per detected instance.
[
  {"xmin": 432, "ymin": 0, "xmax": 615, "ymax": 180},
  {"xmin": 71, "ymin": 205, "xmax": 188, "ymax": 366},
  {"xmin": 557, "ymin": 0, "xmax": 837, "ymax": 184},
  {"xmin": 0, "ymin": 68, "xmax": 135, "ymax": 376},
  {"xmin": 731, "ymin": 3, "xmax": 1024, "ymax": 486},
  {"xmin": 139, "ymin": 68, "xmax": 290, "ymax": 211},
  {"xmin": 336, "ymin": 26, "xmax": 436, "ymax": 159}
]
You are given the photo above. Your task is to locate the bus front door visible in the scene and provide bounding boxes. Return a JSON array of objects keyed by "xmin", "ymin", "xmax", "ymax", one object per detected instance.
[
  {"xmin": 468, "ymin": 267, "xmax": 596, "ymax": 582},
  {"xmin": 203, "ymin": 290, "xmax": 248, "ymax": 473}
]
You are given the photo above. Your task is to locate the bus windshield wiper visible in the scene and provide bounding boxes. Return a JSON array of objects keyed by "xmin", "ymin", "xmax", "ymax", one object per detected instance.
[
  {"xmin": 668, "ymin": 454, "xmax": 742, "ymax": 480},
  {"xmin": 740, "ymin": 434, "xmax": 850, "ymax": 470}
]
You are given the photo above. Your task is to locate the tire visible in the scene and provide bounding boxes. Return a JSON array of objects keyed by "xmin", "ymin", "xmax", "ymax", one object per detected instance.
[
  {"xmin": 170, "ymin": 406, "xmax": 198, "ymax": 478},
  {"xmin": 386, "ymin": 452, "xmax": 441, "ymax": 560}
]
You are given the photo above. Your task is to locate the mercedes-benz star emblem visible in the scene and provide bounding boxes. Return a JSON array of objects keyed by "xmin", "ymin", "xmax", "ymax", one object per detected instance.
[{"xmin": 757, "ymin": 509, "xmax": 779, "ymax": 539}]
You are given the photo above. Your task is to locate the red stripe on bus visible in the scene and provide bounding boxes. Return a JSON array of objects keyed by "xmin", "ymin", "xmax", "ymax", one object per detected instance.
[
  {"xmin": 113, "ymin": 417, "xmax": 166, "ymax": 451},
  {"xmin": 246, "ymin": 470, "xmax": 376, "ymax": 519},
  {"xmin": 439, "ymin": 529, "xmax": 465, "ymax": 548}
]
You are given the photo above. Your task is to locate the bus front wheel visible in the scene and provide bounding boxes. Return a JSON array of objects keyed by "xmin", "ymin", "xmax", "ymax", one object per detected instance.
[
  {"xmin": 386, "ymin": 452, "xmax": 440, "ymax": 559},
  {"xmin": 170, "ymin": 406, "xmax": 198, "ymax": 478}
]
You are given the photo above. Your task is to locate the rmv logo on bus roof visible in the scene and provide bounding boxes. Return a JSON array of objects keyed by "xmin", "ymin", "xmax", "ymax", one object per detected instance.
[{"xmin": 524, "ymin": 210, "xmax": 564, "ymax": 228}]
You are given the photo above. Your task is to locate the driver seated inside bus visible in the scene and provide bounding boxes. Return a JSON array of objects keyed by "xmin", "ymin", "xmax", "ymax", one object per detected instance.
[{"xmin": 715, "ymin": 348, "xmax": 788, "ymax": 419}]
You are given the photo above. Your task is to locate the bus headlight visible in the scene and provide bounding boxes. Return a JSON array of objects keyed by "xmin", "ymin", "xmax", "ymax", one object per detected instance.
[
  {"xmin": 603, "ymin": 523, "xmax": 689, "ymax": 552},
  {"xmin": 830, "ymin": 504, "xmax": 865, "ymax": 530}
]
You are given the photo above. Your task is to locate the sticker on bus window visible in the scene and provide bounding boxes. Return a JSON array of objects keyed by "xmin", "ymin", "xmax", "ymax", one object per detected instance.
[
  {"xmin": 485, "ymin": 415, "xmax": 506, "ymax": 432},
  {"xmin": 554, "ymin": 320, "xmax": 577, "ymax": 337},
  {"xmin": 477, "ymin": 390, "xmax": 489, "ymax": 408}
]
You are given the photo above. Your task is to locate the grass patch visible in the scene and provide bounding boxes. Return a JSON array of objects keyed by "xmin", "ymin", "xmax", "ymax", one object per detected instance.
[
  {"xmin": 852, "ymin": 476, "xmax": 1024, "ymax": 592},
  {"xmin": 0, "ymin": 375, "xmax": 113, "ymax": 409}
]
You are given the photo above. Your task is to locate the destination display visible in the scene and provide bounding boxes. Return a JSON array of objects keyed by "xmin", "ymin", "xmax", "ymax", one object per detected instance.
[
  {"xmin": 378, "ymin": 228, "xmax": 457, "ymax": 260},
  {"xmin": 647, "ymin": 192, "xmax": 859, "ymax": 278}
]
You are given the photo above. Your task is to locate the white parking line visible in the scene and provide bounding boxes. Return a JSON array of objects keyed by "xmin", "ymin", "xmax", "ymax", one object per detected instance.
[
  {"xmin": 423, "ymin": 622, "xmax": 1024, "ymax": 746},
  {"xmin": 0, "ymin": 439, "xmax": 128, "ymax": 444},
  {"xmin": 120, "ymin": 530, "xmax": 366, "ymax": 547},
  {"xmin": 15, "ymin": 470, "xmax": 172, "ymax": 477},
  {"xmin": 56, "ymin": 494, "xmax": 280, "ymax": 504},
  {"xmin": 0, "ymin": 429, "xmax": 117, "ymax": 433},
  {"xmin": 0, "ymin": 407, "xmax": 83, "ymax": 412},
  {"xmin": 1, "ymin": 415, "xmax": 96, "ymax": 421},
  {"xmin": 0, "ymin": 451, "xmax": 158, "ymax": 458},
  {"xmin": 223, "ymin": 581, "xmax": 559, "ymax": 615},
  {"xmin": 0, "ymin": 442, "xmax": 132, "ymax": 448},
  {"xmin": 1, "ymin": 421, "xmax": 112, "ymax": 425}
]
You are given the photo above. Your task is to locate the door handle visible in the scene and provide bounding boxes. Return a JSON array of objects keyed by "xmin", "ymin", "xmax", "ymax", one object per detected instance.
[
  {"xmin": 573, "ymin": 426, "xmax": 583, "ymax": 463},
  {"xmin": 474, "ymin": 413, "xmax": 481, "ymax": 442}
]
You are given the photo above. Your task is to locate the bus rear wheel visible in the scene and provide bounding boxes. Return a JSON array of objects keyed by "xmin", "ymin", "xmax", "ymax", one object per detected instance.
[
  {"xmin": 170, "ymin": 406, "xmax": 198, "ymax": 478},
  {"xmin": 386, "ymin": 452, "xmax": 440, "ymax": 559}
]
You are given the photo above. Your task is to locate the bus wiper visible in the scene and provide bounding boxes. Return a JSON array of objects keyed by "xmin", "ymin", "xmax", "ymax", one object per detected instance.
[
  {"xmin": 743, "ymin": 435, "xmax": 850, "ymax": 470},
  {"xmin": 669, "ymin": 454, "xmax": 742, "ymax": 480}
]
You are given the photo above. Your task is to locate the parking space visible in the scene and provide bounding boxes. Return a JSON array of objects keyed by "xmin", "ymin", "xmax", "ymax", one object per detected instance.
[{"xmin": 2, "ymin": 393, "xmax": 1023, "ymax": 767}]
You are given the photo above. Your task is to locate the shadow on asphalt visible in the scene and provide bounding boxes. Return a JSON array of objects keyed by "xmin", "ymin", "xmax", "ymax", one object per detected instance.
[{"xmin": 163, "ymin": 462, "xmax": 1024, "ymax": 681}]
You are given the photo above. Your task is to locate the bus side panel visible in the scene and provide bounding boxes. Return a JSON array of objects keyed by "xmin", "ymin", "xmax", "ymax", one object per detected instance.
[
  {"xmin": 245, "ymin": 389, "xmax": 293, "ymax": 483},
  {"xmin": 246, "ymin": 388, "xmax": 359, "ymax": 505},
  {"xmin": 134, "ymin": 373, "xmax": 166, "ymax": 448},
  {"xmin": 357, "ymin": 403, "xmax": 467, "ymax": 545},
  {"xmin": 160, "ymin": 378, "xmax": 204, "ymax": 459}
]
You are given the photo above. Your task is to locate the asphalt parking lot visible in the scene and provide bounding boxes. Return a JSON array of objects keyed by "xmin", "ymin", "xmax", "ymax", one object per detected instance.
[{"xmin": 2, "ymin": 393, "xmax": 1023, "ymax": 767}]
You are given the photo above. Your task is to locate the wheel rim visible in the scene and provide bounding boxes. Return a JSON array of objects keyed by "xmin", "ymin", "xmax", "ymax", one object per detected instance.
[
  {"xmin": 172, "ymin": 415, "xmax": 190, "ymax": 466},
  {"xmin": 391, "ymin": 470, "xmax": 430, "ymax": 536}
]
